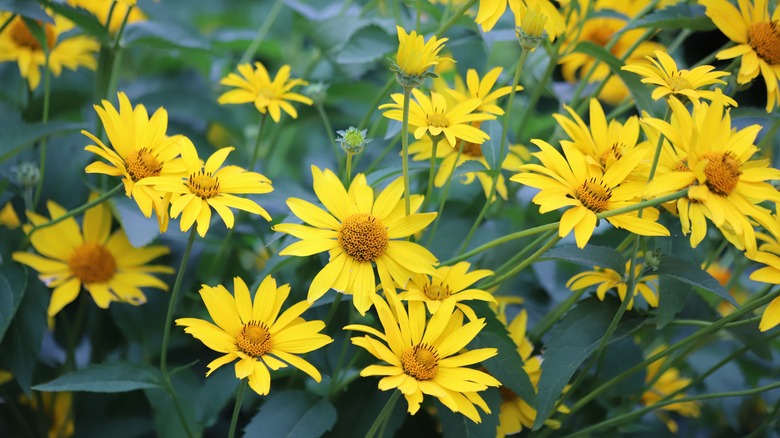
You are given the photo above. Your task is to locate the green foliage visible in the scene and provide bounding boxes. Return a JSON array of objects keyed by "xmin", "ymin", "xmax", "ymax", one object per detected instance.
[
  {"xmin": 243, "ymin": 390, "xmax": 337, "ymax": 437},
  {"xmin": 33, "ymin": 362, "xmax": 163, "ymax": 393}
]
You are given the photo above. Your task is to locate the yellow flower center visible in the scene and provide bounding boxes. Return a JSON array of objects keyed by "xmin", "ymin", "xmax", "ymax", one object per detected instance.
[
  {"xmin": 402, "ymin": 343, "xmax": 439, "ymax": 380},
  {"xmin": 126, "ymin": 148, "xmax": 163, "ymax": 182},
  {"xmin": 427, "ymin": 112, "xmax": 449, "ymax": 128},
  {"xmin": 69, "ymin": 243, "xmax": 117, "ymax": 284},
  {"xmin": 187, "ymin": 171, "xmax": 220, "ymax": 199},
  {"xmin": 337, "ymin": 214, "xmax": 388, "ymax": 262},
  {"xmin": 462, "ymin": 141, "xmax": 483, "ymax": 158},
  {"xmin": 235, "ymin": 321, "xmax": 272, "ymax": 357},
  {"xmin": 673, "ymin": 160, "xmax": 691, "ymax": 173},
  {"xmin": 423, "ymin": 283, "xmax": 451, "ymax": 300},
  {"xmin": 575, "ymin": 177, "xmax": 612, "ymax": 213},
  {"xmin": 666, "ymin": 73, "xmax": 693, "ymax": 92},
  {"xmin": 749, "ymin": 21, "xmax": 780, "ymax": 65},
  {"xmin": 257, "ymin": 87, "xmax": 278, "ymax": 100},
  {"xmin": 702, "ymin": 152, "xmax": 741, "ymax": 195},
  {"xmin": 599, "ymin": 143, "xmax": 624, "ymax": 167},
  {"xmin": 10, "ymin": 18, "xmax": 56, "ymax": 51}
]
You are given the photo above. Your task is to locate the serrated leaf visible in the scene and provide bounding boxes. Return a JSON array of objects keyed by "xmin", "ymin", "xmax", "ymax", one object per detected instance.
[
  {"xmin": 123, "ymin": 21, "xmax": 210, "ymax": 51},
  {"xmin": 38, "ymin": 0, "xmax": 109, "ymax": 43},
  {"xmin": 656, "ymin": 276, "xmax": 689, "ymax": 328},
  {"xmin": 481, "ymin": 120, "xmax": 507, "ymax": 173},
  {"xmin": 0, "ymin": 0, "xmax": 52, "ymax": 22},
  {"xmin": 656, "ymin": 256, "xmax": 736, "ymax": 306},
  {"xmin": 336, "ymin": 25, "xmax": 394, "ymax": 65},
  {"xmin": 0, "ymin": 121, "xmax": 85, "ymax": 163},
  {"xmin": 540, "ymin": 245, "xmax": 626, "ymax": 274},
  {"xmin": 0, "ymin": 263, "xmax": 27, "ymax": 343},
  {"xmin": 195, "ymin": 365, "xmax": 240, "ymax": 428},
  {"xmin": 620, "ymin": 3, "xmax": 715, "ymax": 33},
  {"xmin": 243, "ymin": 390, "xmax": 336, "ymax": 438},
  {"xmin": 0, "ymin": 277, "xmax": 46, "ymax": 395},
  {"xmin": 437, "ymin": 387, "xmax": 501, "ymax": 437},
  {"xmin": 33, "ymin": 362, "xmax": 163, "ymax": 392},
  {"xmin": 533, "ymin": 296, "xmax": 644, "ymax": 429}
]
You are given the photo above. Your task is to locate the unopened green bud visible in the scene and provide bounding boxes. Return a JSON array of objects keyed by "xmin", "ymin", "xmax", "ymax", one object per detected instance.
[
  {"xmin": 336, "ymin": 127, "xmax": 372, "ymax": 155},
  {"xmin": 11, "ymin": 162, "xmax": 40, "ymax": 189},
  {"xmin": 303, "ymin": 82, "xmax": 329, "ymax": 105}
]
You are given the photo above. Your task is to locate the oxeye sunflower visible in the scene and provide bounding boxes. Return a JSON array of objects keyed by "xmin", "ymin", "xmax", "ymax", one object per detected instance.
[
  {"xmin": 444, "ymin": 67, "xmax": 523, "ymax": 115},
  {"xmin": 745, "ymin": 225, "xmax": 780, "ymax": 331},
  {"xmin": 475, "ymin": 0, "xmax": 564, "ymax": 36},
  {"xmin": 12, "ymin": 197, "xmax": 173, "ymax": 317},
  {"xmin": 345, "ymin": 295, "xmax": 500, "ymax": 423},
  {"xmin": 566, "ymin": 257, "xmax": 659, "ymax": 310},
  {"xmin": 640, "ymin": 347, "xmax": 700, "ymax": 433},
  {"xmin": 392, "ymin": 26, "xmax": 451, "ymax": 79},
  {"xmin": 67, "ymin": 0, "xmax": 146, "ymax": 32},
  {"xmin": 273, "ymin": 166, "xmax": 438, "ymax": 315},
  {"xmin": 176, "ymin": 276, "xmax": 333, "ymax": 396}
]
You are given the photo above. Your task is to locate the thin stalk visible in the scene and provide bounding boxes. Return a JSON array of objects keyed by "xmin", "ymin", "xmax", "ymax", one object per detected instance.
[
  {"xmin": 0, "ymin": 14, "xmax": 15, "ymax": 34},
  {"xmin": 357, "ymin": 75, "xmax": 394, "ymax": 130},
  {"xmin": 33, "ymin": 49, "xmax": 51, "ymax": 209},
  {"xmin": 106, "ymin": 5, "xmax": 133, "ymax": 99},
  {"xmin": 249, "ymin": 114, "xmax": 268, "ymax": 170},
  {"xmin": 492, "ymin": 229, "xmax": 556, "ymax": 277},
  {"xmin": 364, "ymin": 135, "xmax": 400, "ymax": 174},
  {"xmin": 160, "ymin": 228, "xmax": 198, "ymax": 374},
  {"xmin": 479, "ymin": 234, "xmax": 561, "ymax": 290},
  {"xmin": 666, "ymin": 29, "xmax": 692, "ymax": 54},
  {"xmin": 401, "ymin": 87, "xmax": 413, "ymax": 215},
  {"xmin": 692, "ymin": 41, "xmax": 734, "ymax": 68},
  {"xmin": 227, "ymin": 379, "xmax": 248, "ymax": 438},
  {"xmin": 366, "ymin": 391, "xmax": 401, "ymax": 438},
  {"xmin": 239, "ymin": 0, "xmax": 285, "ymax": 65},
  {"xmin": 425, "ymin": 139, "xmax": 464, "ymax": 245},
  {"xmin": 28, "ymin": 184, "xmax": 124, "ymax": 235},
  {"xmin": 345, "ymin": 153, "xmax": 354, "ymax": 186},
  {"xmin": 422, "ymin": 136, "xmax": 441, "ymax": 211},
  {"xmin": 666, "ymin": 315, "xmax": 763, "ymax": 329},
  {"xmin": 416, "ymin": 0, "xmax": 422, "ymax": 30},
  {"xmin": 435, "ymin": 0, "xmax": 477, "ymax": 35},
  {"xmin": 316, "ymin": 102, "xmax": 342, "ymax": 170},
  {"xmin": 516, "ymin": 41, "xmax": 560, "ymax": 140}
]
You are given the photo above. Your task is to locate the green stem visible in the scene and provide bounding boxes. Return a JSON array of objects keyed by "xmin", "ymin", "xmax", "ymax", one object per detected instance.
[
  {"xmin": 239, "ymin": 0, "xmax": 285, "ymax": 65},
  {"xmin": 316, "ymin": 102, "xmax": 342, "ymax": 170},
  {"xmin": 28, "ymin": 184, "xmax": 124, "ymax": 235},
  {"xmin": 345, "ymin": 153, "xmax": 354, "ymax": 186},
  {"xmin": 666, "ymin": 315, "xmax": 763, "ymax": 328},
  {"xmin": 666, "ymin": 29, "xmax": 692, "ymax": 54},
  {"xmin": 425, "ymin": 139, "xmax": 464, "ymax": 245},
  {"xmin": 422, "ymin": 136, "xmax": 441, "ymax": 211},
  {"xmin": 160, "ymin": 228, "xmax": 198, "ymax": 375},
  {"xmin": 0, "ymin": 14, "xmax": 15, "ymax": 34},
  {"xmin": 366, "ymin": 391, "xmax": 401, "ymax": 438},
  {"xmin": 363, "ymin": 135, "xmax": 400, "ymax": 174},
  {"xmin": 435, "ymin": 0, "xmax": 477, "ymax": 35},
  {"xmin": 479, "ymin": 234, "xmax": 561, "ymax": 290},
  {"xmin": 516, "ymin": 42, "xmax": 560, "ymax": 140},
  {"xmin": 693, "ymin": 41, "xmax": 734, "ymax": 68},
  {"xmin": 227, "ymin": 379, "xmax": 248, "ymax": 438},
  {"xmin": 492, "ymin": 229, "xmax": 556, "ymax": 277},
  {"xmin": 249, "ymin": 114, "xmax": 268, "ymax": 170},
  {"xmin": 106, "ymin": 5, "xmax": 133, "ymax": 99},
  {"xmin": 401, "ymin": 87, "xmax": 413, "ymax": 216},
  {"xmin": 358, "ymin": 76, "xmax": 395, "ymax": 131},
  {"xmin": 529, "ymin": 286, "xmax": 587, "ymax": 344},
  {"xmin": 416, "ymin": 0, "xmax": 422, "ymax": 31},
  {"xmin": 32, "ymin": 48, "xmax": 51, "ymax": 209}
]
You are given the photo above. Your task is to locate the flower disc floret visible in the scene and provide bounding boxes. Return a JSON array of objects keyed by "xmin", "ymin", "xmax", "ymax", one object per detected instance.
[
  {"xmin": 236, "ymin": 321, "xmax": 273, "ymax": 357},
  {"xmin": 402, "ymin": 344, "xmax": 439, "ymax": 380},
  {"xmin": 69, "ymin": 243, "xmax": 117, "ymax": 284},
  {"xmin": 337, "ymin": 214, "xmax": 389, "ymax": 262},
  {"xmin": 749, "ymin": 21, "xmax": 780, "ymax": 65}
]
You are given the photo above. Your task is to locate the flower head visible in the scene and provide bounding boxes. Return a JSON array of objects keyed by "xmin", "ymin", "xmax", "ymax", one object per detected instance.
[
  {"xmin": 392, "ymin": 26, "xmax": 451, "ymax": 84},
  {"xmin": 274, "ymin": 167, "xmax": 438, "ymax": 315},
  {"xmin": 745, "ymin": 223, "xmax": 780, "ymax": 331},
  {"xmin": 336, "ymin": 126, "xmax": 372, "ymax": 155},
  {"xmin": 176, "ymin": 276, "xmax": 333, "ymax": 395},
  {"xmin": 67, "ymin": 0, "xmax": 146, "ymax": 32},
  {"xmin": 445, "ymin": 67, "xmax": 523, "ymax": 115},
  {"xmin": 567, "ymin": 258, "xmax": 659, "ymax": 310},
  {"xmin": 218, "ymin": 62, "xmax": 313, "ymax": 122},
  {"xmin": 641, "ymin": 347, "xmax": 700, "ymax": 432},
  {"xmin": 12, "ymin": 197, "xmax": 173, "ymax": 317}
]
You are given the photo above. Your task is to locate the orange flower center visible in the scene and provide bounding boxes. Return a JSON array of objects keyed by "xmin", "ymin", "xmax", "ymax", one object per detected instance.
[
  {"xmin": 462, "ymin": 141, "xmax": 483, "ymax": 158},
  {"xmin": 702, "ymin": 151, "xmax": 741, "ymax": 195},
  {"xmin": 10, "ymin": 17, "xmax": 56, "ymax": 51},
  {"xmin": 69, "ymin": 243, "xmax": 117, "ymax": 284},
  {"xmin": 673, "ymin": 160, "xmax": 691, "ymax": 173},
  {"xmin": 235, "ymin": 321, "xmax": 272, "ymax": 357},
  {"xmin": 423, "ymin": 283, "xmax": 451, "ymax": 301},
  {"xmin": 427, "ymin": 112, "xmax": 449, "ymax": 128},
  {"xmin": 575, "ymin": 177, "xmax": 612, "ymax": 213},
  {"xmin": 337, "ymin": 214, "xmax": 388, "ymax": 262},
  {"xmin": 749, "ymin": 21, "xmax": 780, "ymax": 65},
  {"xmin": 666, "ymin": 73, "xmax": 693, "ymax": 92},
  {"xmin": 187, "ymin": 171, "xmax": 220, "ymax": 199},
  {"xmin": 402, "ymin": 343, "xmax": 439, "ymax": 380},
  {"xmin": 126, "ymin": 148, "xmax": 163, "ymax": 182}
]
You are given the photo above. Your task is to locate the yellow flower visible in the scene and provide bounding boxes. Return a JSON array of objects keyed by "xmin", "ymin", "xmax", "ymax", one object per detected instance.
[
  {"xmin": 745, "ymin": 225, "xmax": 780, "ymax": 331},
  {"xmin": 273, "ymin": 167, "xmax": 438, "ymax": 315},
  {"xmin": 218, "ymin": 62, "xmax": 313, "ymax": 123},
  {"xmin": 380, "ymin": 89, "xmax": 494, "ymax": 146},
  {"xmin": 444, "ymin": 67, "xmax": 523, "ymax": 115},
  {"xmin": 0, "ymin": 201, "xmax": 20, "ymax": 229},
  {"xmin": 622, "ymin": 50, "xmax": 737, "ymax": 105},
  {"xmin": 641, "ymin": 346, "xmax": 700, "ymax": 433},
  {"xmin": 345, "ymin": 295, "xmax": 500, "ymax": 423},
  {"xmin": 567, "ymin": 258, "xmax": 659, "ymax": 310},
  {"xmin": 137, "ymin": 140, "xmax": 273, "ymax": 237},
  {"xmin": 643, "ymin": 91, "xmax": 780, "ymax": 252},
  {"xmin": 0, "ymin": 12, "xmax": 98, "ymax": 89},
  {"xmin": 83, "ymin": 92, "xmax": 185, "ymax": 233},
  {"xmin": 511, "ymin": 0, "xmax": 567, "ymax": 42},
  {"xmin": 67, "ymin": 0, "xmax": 146, "ymax": 32},
  {"xmin": 393, "ymin": 25, "xmax": 451, "ymax": 77},
  {"xmin": 176, "ymin": 276, "xmax": 333, "ymax": 395},
  {"xmin": 12, "ymin": 198, "xmax": 173, "ymax": 317},
  {"xmin": 511, "ymin": 139, "xmax": 669, "ymax": 248},
  {"xmin": 23, "ymin": 392, "xmax": 74, "ymax": 438},
  {"xmin": 476, "ymin": 0, "xmax": 564, "ymax": 36},
  {"xmin": 700, "ymin": 0, "xmax": 780, "ymax": 111}
]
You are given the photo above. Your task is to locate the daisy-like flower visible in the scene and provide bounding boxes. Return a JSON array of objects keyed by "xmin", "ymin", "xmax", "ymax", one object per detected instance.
[
  {"xmin": 218, "ymin": 62, "xmax": 313, "ymax": 123},
  {"xmin": 176, "ymin": 276, "xmax": 333, "ymax": 396},
  {"xmin": 83, "ymin": 92, "xmax": 185, "ymax": 232},
  {"xmin": 445, "ymin": 67, "xmax": 523, "ymax": 115},
  {"xmin": 640, "ymin": 346, "xmax": 700, "ymax": 433},
  {"xmin": 511, "ymin": 140, "xmax": 669, "ymax": 248},
  {"xmin": 0, "ymin": 12, "xmax": 99, "ymax": 90},
  {"xmin": 137, "ymin": 139, "xmax": 273, "ymax": 237},
  {"xmin": 622, "ymin": 50, "xmax": 737, "ymax": 105},
  {"xmin": 12, "ymin": 197, "xmax": 173, "ymax": 317},
  {"xmin": 643, "ymin": 91, "xmax": 780, "ymax": 252},
  {"xmin": 67, "ymin": 0, "xmax": 146, "ymax": 32},
  {"xmin": 398, "ymin": 262, "xmax": 495, "ymax": 321},
  {"xmin": 745, "ymin": 225, "xmax": 780, "ymax": 331},
  {"xmin": 22, "ymin": 391, "xmax": 74, "ymax": 438},
  {"xmin": 700, "ymin": 0, "xmax": 780, "ymax": 111},
  {"xmin": 511, "ymin": 0, "xmax": 566, "ymax": 43},
  {"xmin": 392, "ymin": 26, "xmax": 450, "ymax": 81},
  {"xmin": 274, "ymin": 167, "xmax": 438, "ymax": 315},
  {"xmin": 476, "ymin": 0, "xmax": 564, "ymax": 36},
  {"xmin": 566, "ymin": 258, "xmax": 659, "ymax": 310},
  {"xmin": 380, "ymin": 89, "xmax": 494, "ymax": 147},
  {"xmin": 346, "ymin": 295, "xmax": 501, "ymax": 423}
]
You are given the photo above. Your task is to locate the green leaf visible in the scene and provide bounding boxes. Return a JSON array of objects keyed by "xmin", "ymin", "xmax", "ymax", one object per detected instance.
[
  {"xmin": 336, "ymin": 25, "xmax": 394, "ymax": 65},
  {"xmin": 533, "ymin": 296, "xmax": 644, "ymax": 429},
  {"xmin": 243, "ymin": 390, "xmax": 337, "ymax": 437},
  {"xmin": 482, "ymin": 120, "xmax": 507, "ymax": 173},
  {"xmin": 0, "ymin": 263, "xmax": 26, "ymax": 343},
  {"xmin": 195, "ymin": 365, "xmax": 239, "ymax": 428},
  {"xmin": 37, "ymin": 0, "xmax": 109, "ymax": 43},
  {"xmin": 452, "ymin": 160, "xmax": 488, "ymax": 179},
  {"xmin": 571, "ymin": 41, "xmax": 656, "ymax": 115},
  {"xmin": 620, "ymin": 3, "xmax": 715, "ymax": 32},
  {"xmin": 1, "ymin": 0, "xmax": 52, "ymax": 22},
  {"xmin": 123, "ymin": 21, "xmax": 210, "ymax": 51},
  {"xmin": 540, "ymin": 245, "xmax": 626, "ymax": 274},
  {"xmin": 33, "ymin": 362, "xmax": 163, "ymax": 393},
  {"xmin": 0, "ymin": 122, "xmax": 85, "ymax": 163},
  {"xmin": 0, "ymin": 277, "xmax": 47, "ymax": 395},
  {"xmin": 656, "ymin": 256, "xmax": 736, "ymax": 306},
  {"xmin": 437, "ymin": 387, "xmax": 501, "ymax": 437}
]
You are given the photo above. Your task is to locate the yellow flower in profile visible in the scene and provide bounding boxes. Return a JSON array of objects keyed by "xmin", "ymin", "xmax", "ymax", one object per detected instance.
[
  {"xmin": 23, "ymin": 392, "xmax": 74, "ymax": 438},
  {"xmin": 12, "ymin": 198, "xmax": 173, "ymax": 317},
  {"xmin": 137, "ymin": 139, "xmax": 273, "ymax": 237},
  {"xmin": 445, "ymin": 67, "xmax": 523, "ymax": 115},
  {"xmin": 700, "ymin": 0, "xmax": 780, "ymax": 111},
  {"xmin": 67, "ymin": 0, "xmax": 146, "ymax": 32},
  {"xmin": 218, "ymin": 62, "xmax": 313, "ymax": 122},
  {"xmin": 511, "ymin": 140, "xmax": 669, "ymax": 248},
  {"xmin": 476, "ymin": 0, "xmax": 564, "ymax": 35},
  {"xmin": 0, "ymin": 13, "xmax": 99, "ymax": 89},
  {"xmin": 83, "ymin": 92, "xmax": 185, "ymax": 232},
  {"xmin": 398, "ymin": 262, "xmax": 495, "ymax": 321},
  {"xmin": 567, "ymin": 258, "xmax": 659, "ymax": 310},
  {"xmin": 274, "ymin": 167, "xmax": 438, "ymax": 315},
  {"xmin": 745, "ymin": 225, "xmax": 780, "ymax": 331},
  {"xmin": 346, "ymin": 295, "xmax": 500, "ymax": 423},
  {"xmin": 393, "ymin": 26, "xmax": 450, "ymax": 77},
  {"xmin": 0, "ymin": 201, "xmax": 20, "ymax": 229},
  {"xmin": 622, "ymin": 50, "xmax": 737, "ymax": 105},
  {"xmin": 511, "ymin": 0, "xmax": 567, "ymax": 42},
  {"xmin": 176, "ymin": 276, "xmax": 333, "ymax": 396},
  {"xmin": 380, "ymin": 89, "xmax": 494, "ymax": 146},
  {"xmin": 641, "ymin": 347, "xmax": 700, "ymax": 433}
]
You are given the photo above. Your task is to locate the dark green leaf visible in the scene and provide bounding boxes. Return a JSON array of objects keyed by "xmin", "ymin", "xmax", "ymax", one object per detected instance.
[
  {"xmin": 656, "ymin": 256, "xmax": 736, "ymax": 306},
  {"xmin": 540, "ymin": 245, "xmax": 626, "ymax": 274},
  {"xmin": 243, "ymin": 390, "xmax": 337, "ymax": 438},
  {"xmin": 195, "ymin": 365, "xmax": 239, "ymax": 428},
  {"xmin": 482, "ymin": 120, "xmax": 507, "ymax": 173},
  {"xmin": 38, "ymin": 0, "xmax": 109, "ymax": 43},
  {"xmin": 656, "ymin": 276, "xmax": 690, "ymax": 328},
  {"xmin": 0, "ymin": 277, "xmax": 47, "ymax": 395},
  {"xmin": 0, "ymin": 122, "xmax": 85, "ymax": 163},
  {"xmin": 533, "ymin": 296, "xmax": 644, "ymax": 429},
  {"xmin": 0, "ymin": 263, "xmax": 27, "ymax": 343},
  {"xmin": 123, "ymin": 21, "xmax": 210, "ymax": 51},
  {"xmin": 33, "ymin": 362, "xmax": 163, "ymax": 392},
  {"xmin": 1, "ymin": 0, "xmax": 52, "ymax": 22},
  {"xmin": 452, "ymin": 160, "xmax": 488, "ymax": 179},
  {"xmin": 336, "ymin": 25, "xmax": 394, "ymax": 65},
  {"xmin": 145, "ymin": 372, "xmax": 202, "ymax": 438},
  {"xmin": 437, "ymin": 387, "xmax": 501, "ymax": 438},
  {"xmin": 620, "ymin": 3, "xmax": 715, "ymax": 33}
]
